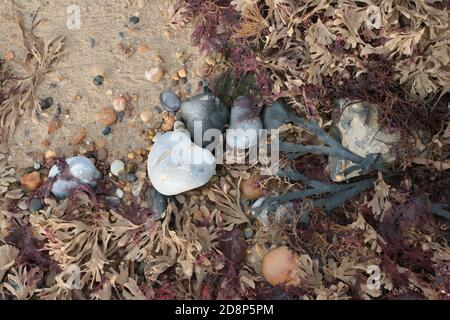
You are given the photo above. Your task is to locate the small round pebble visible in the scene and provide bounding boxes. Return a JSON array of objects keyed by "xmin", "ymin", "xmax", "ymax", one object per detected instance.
[
  {"xmin": 105, "ymin": 196, "xmax": 121, "ymax": 206},
  {"xmin": 102, "ymin": 126, "xmax": 112, "ymax": 135},
  {"xmin": 40, "ymin": 97, "xmax": 54, "ymax": 110},
  {"xmin": 129, "ymin": 16, "xmax": 140, "ymax": 24},
  {"xmin": 93, "ymin": 75, "xmax": 104, "ymax": 86},
  {"xmin": 116, "ymin": 189, "xmax": 124, "ymax": 198},
  {"xmin": 110, "ymin": 160, "xmax": 125, "ymax": 176},
  {"xmin": 29, "ymin": 198, "xmax": 44, "ymax": 212},
  {"xmin": 125, "ymin": 173, "xmax": 138, "ymax": 183},
  {"xmin": 159, "ymin": 90, "xmax": 181, "ymax": 112}
]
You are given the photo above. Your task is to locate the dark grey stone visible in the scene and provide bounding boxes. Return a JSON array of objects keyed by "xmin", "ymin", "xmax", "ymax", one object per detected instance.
[
  {"xmin": 262, "ymin": 100, "xmax": 293, "ymax": 130},
  {"xmin": 179, "ymin": 92, "xmax": 228, "ymax": 148},
  {"xmin": 147, "ymin": 187, "xmax": 168, "ymax": 220},
  {"xmin": 29, "ymin": 198, "xmax": 44, "ymax": 212},
  {"xmin": 160, "ymin": 90, "xmax": 181, "ymax": 112}
]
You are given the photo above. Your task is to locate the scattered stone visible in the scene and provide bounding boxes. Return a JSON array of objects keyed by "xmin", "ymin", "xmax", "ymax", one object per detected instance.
[
  {"xmin": 29, "ymin": 198, "xmax": 44, "ymax": 212},
  {"xmin": 262, "ymin": 100, "xmax": 293, "ymax": 130},
  {"xmin": 93, "ymin": 75, "xmax": 104, "ymax": 86},
  {"xmin": 177, "ymin": 68, "xmax": 187, "ymax": 78},
  {"xmin": 327, "ymin": 99, "xmax": 400, "ymax": 182},
  {"xmin": 146, "ymin": 186, "xmax": 168, "ymax": 220},
  {"xmin": 47, "ymin": 118, "xmax": 62, "ymax": 134},
  {"xmin": 159, "ymin": 90, "xmax": 181, "ymax": 112},
  {"xmin": 113, "ymin": 96, "xmax": 128, "ymax": 112},
  {"xmin": 110, "ymin": 160, "xmax": 125, "ymax": 176},
  {"xmin": 140, "ymin": 111, "xmax": 152, "ymax": 124},
  {"xmin": 179, "ymin": 91, "xmax": 228, "ymax": 148},
  {"xmin": 49, "ymin": 156, "xmax": 101, "ymax": 199},
  {"xmin": 171, "ymin": 72, "xmax": 180, "ymax": 81},
  {"xmin": 21, "ymin": 171, "xmax": 43, "ymax": 192},
  {"xmin": 161, "ymin": 113, "xmax": 175, "ymax": 132},
  {"xmin": 39, "ymin": 97, "xmax": 54, "ymax": 110},
  {"xmin": 89, "ymin": 38, "xmax": 96, "ymax": 47},
  {"xmin": 261, "ymin": 246, "xmax": 300, "ymax": 286},
  {"xmin": 4, "ymin": 50, "xmax": 14, "ymax": 61},
  {"xmin": 116, "ymin": 189, "xmax": 124, "ymax": 198},
  {"xmin": 129, "ymin": 16, "xmax": 140, "ymax": 24},
  {"xmin": 96, "ymin": 147, "xmax": 108, "ymax": 161},
  {"xmin": 125, "ymin": 173, "xmax": 138, "ymax": 183},
  {"xmin": 145, "ymin": 66, "xmax": 165, "ymax": 83},
  {"xmin": 147, "ymin": 122, "xmax": 216, "ymax": 195},
  {"xmin": 204, "ymin": 54, "xmax": 216, "ymax": 66},
  {"xmin": 96, "ymin": 107, "xmax": 117, "ymax": 126},
  {"xmin": 105, "ymin": 196, "xmax": 121, "ymax": 206},
  {"xmin": 72, "ymin": 128, "xmax": 87, "ymax": 145},
  {"xmin": 102, "ymin": 126, "xmax": 112, "ymax": 136},
  {"xmin": 226, "ymin": 96, "xmax": 263, "ymax": 150},
  {"xmin": 18, "ymin": 200, "xmax": 29, "ymax": 211}
]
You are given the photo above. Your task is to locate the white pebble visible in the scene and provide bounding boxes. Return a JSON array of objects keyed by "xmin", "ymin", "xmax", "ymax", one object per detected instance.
[{"xmin": 110, "ymin": 160, "xmax": 125, "ymax": 176}]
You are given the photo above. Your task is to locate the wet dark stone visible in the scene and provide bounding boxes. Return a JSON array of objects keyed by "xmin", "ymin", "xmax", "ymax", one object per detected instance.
[
  {"xmin": 129, "ymin": 16, "xmax": 140, "ymax": 24},
  {"xmin": 179, "ymin": 92, "xmax": 228, "ymax": 148},
  {"xmin": 146, "ymin": 187, "xmax": 168, "ymax": 220},
  {"xmin": 29, "ymin": 198, "xmax": 44, "ymax": 212},
  {"xmin": 124, "ymin": 173, "xmax": 138, "ymax": 183},
  {"xmin": 102, "ymin": 126, "xmax": 112, "ymax": 135},
  {"xmin": 93, "ymin": 75, "xmax": 104, "ymax": 86},
  {"xmin": 262, "ymin": 100, "xmax": 294, "ymax": 130},
  {"xmin": 160, "ymin": 90, "xmax": 181, "ymax": 112},
  {"xmin": 39, "ymin": 97, "xmax": 54, "ymax": 110}
]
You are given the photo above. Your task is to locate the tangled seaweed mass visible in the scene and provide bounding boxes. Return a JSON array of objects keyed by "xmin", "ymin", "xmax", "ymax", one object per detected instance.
[{"xmin": 0, "ymin": 0, "xmax": 449, "ymax": 300}]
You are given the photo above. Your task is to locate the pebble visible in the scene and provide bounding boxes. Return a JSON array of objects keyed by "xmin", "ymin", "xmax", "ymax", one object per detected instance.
[
  {"xmin": 179, "ymin": 92, "xmax": 228, "ymax": 148},
  {"xmin": 96, "ymin": 138, "xmax": 106, "ymax": 148},
  {"xmin": 72, "ymin": 128, "xmax": 87, "ymax": 145},
  {"xmin": 93, "ymin": 75, "xmax": 104, "ymax": 86},
  {"xmin": 145, "ymin": 66, "xmax": 165, "ymax": 83},
  {"xmin": 102, "ymin": 126, "xmax": 112, "ymax": 135},
  {"xmin": 125, "ymin": 173, "xmax": 138, "ymax": 183},
  {"xmin": 147, "ymin": 123, "xmax": 216, "ymax": 195},
  {"xmin": 146, "ymin": 186, "xmax": 168, "ymax": 220},
  {"xmin": 327, "ymin": 99, "xmax": 400, "ymax": 182},
  {"xmin": 159, "ymin": 90, "xmax": 181, "ymax": 112},
  {"xmin": 113, "ymin": 96, "xmax": 128, "ymax": 112},
  {"xmin": 177, "ymin": 68, "xmax": 187, "ymax": 78},
  {"xmin": 116, "ymin": 189, "xmax": 124, "ymax": 198},
  {"xmin": 96, "ymin": 147, "xmax": 108, "ymax": 161},
  {"xmin": 226, "ymin": 96, "xmax": 263, "ymax": 150},
  {"xmin": 262, "ymin": 100, "xmax": 293, "ymax": 130},
  {"xmin": 129, "ymin": 16, "xmax": 140, "ymax": 24},
  {"xmin": 21, "ymin": 171, "xmax": 43, "ymax": 192},
  {"xmin": 29, "ymin": 198, "xmax": 44, "ymax": 212},
  {"xmin": 204, "ymin": 54, "xmax": 216, "ymax": 66},
  {"xmin": 105, "ymin": 196, "xmax": 121, "ymax": 206},
  {"xmin": 39, "ymin": 97, "xmax": 54, "ymax": 110},
  {"xmin": 96, "ymin": 107, "xmax": 117, "ymax": 126},
  {"xmin": 110, "ymin": 160, "xmax": 125, "ymax": 176},
  {"xmin": 49, "ymin": 156, "xmax": 101, "ymax": 198},
  {"xmin": 47, "ymin": 118, "xmax": 62, "ymax": 134}
]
